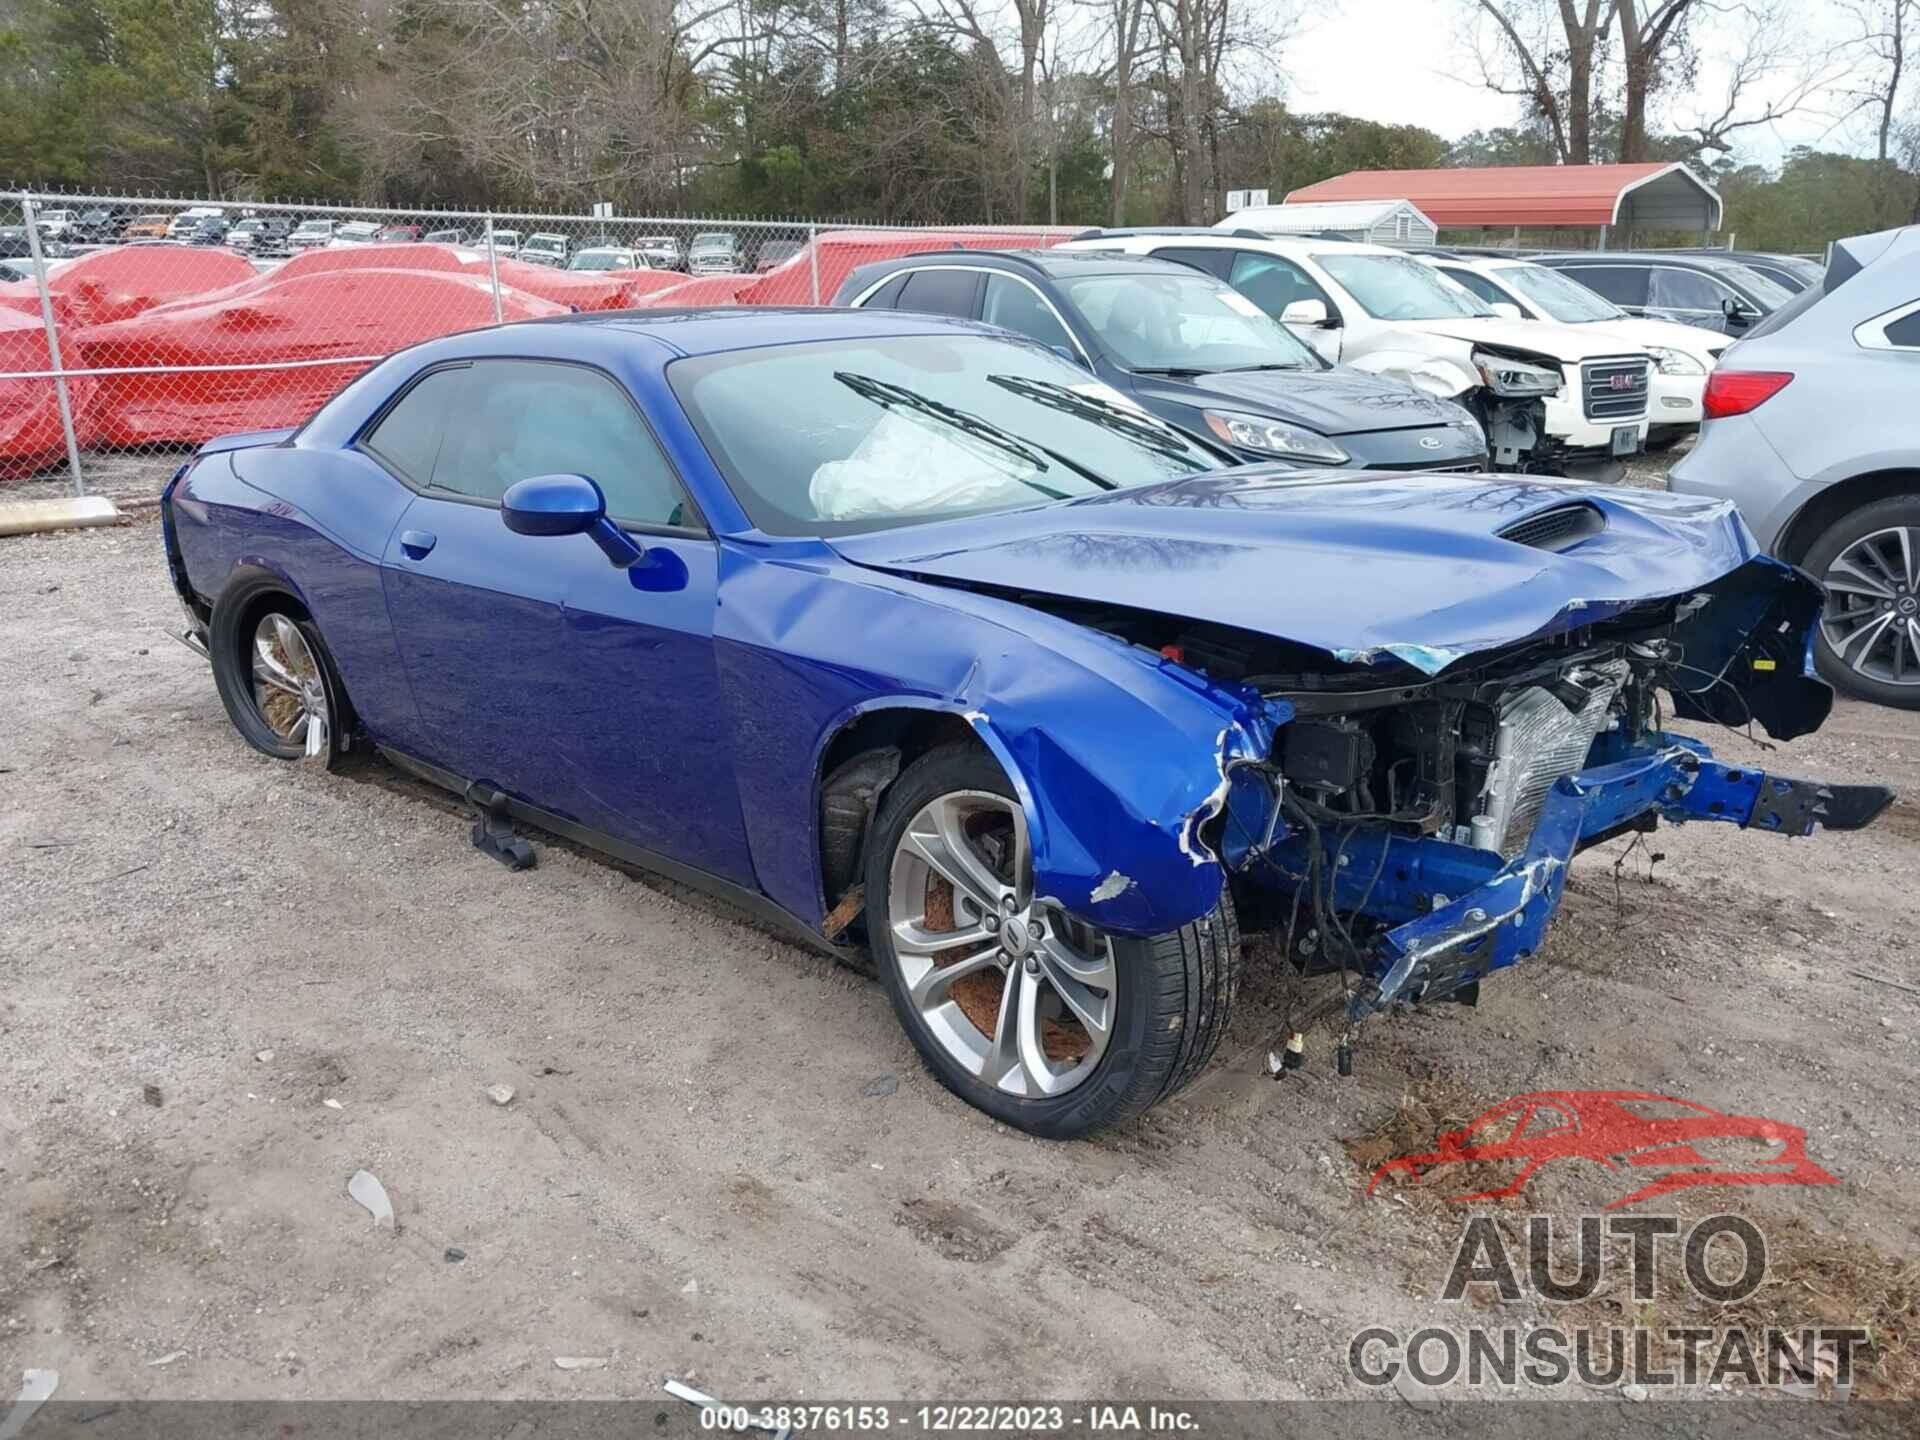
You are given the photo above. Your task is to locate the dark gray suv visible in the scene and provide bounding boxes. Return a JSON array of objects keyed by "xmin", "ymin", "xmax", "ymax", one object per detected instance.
[
  {"xmin": 835, "ymin": 249, "xmax": 1489, "ymax": 472},
  {"xmin": 1533, "ymin": 251, "xmax": 1795, "ymax": 336}
]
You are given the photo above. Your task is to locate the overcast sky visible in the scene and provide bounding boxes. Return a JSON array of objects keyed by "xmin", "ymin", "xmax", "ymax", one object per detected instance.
[{"xmin": 1280, "ymin": 0, "xmax": 1861, "ymax": 170}]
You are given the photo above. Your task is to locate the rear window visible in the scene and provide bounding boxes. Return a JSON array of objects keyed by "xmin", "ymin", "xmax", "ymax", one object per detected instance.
[{"xmin": 1742, "ymin": 256, "xmax": 1856, "ymax": 341}]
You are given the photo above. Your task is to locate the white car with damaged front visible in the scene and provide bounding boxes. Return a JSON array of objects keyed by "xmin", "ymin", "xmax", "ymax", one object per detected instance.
[{"xmin": 1418, "ymin": 253, "xmax": 1726, "ymax": 450}]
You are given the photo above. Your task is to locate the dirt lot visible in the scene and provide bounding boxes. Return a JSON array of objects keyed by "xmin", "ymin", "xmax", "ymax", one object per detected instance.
[{"xmin": 3, "ymin": 502, "xmax": 1919, "ymax": 1406}]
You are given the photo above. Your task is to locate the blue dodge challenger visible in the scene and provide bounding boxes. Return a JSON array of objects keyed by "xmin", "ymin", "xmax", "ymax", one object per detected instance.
[{"xmin": 163, "ymin": 307, "xmax": 1891, "ymax": 1137}]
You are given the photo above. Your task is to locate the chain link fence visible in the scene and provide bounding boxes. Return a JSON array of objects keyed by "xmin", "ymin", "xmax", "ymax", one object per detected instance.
[{"xmin": 0, "ymin": 189, "xmax": 1076, "ymax": 502}]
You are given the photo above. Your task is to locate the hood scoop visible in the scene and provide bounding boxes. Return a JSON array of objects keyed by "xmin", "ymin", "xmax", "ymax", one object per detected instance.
[{"xmin": 1498, "ymin": 502, "xmax": 1606, "ymax": 553}]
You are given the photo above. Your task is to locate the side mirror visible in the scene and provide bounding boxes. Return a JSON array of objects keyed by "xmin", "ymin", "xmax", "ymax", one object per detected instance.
[
  {"xmin": 1721, "ymin": 296, "xmax": 1757, "ymax": 324},
  {"xmin": 1488, "ymin": 301, "xmax": 1523, "ymax": 320},
  {"xmin": 1280, "ymin": 297, "xmax": 1333, "ymax": 327},
  {"xmin": 501, "ymin": 473, "xmax": 645, "ymax": 568}
]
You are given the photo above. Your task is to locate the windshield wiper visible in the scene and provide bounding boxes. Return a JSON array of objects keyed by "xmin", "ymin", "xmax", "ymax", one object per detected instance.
[
  {"xmin": 1132, "ymin": 366, "xmax": 1211, "ymax": 378},
  {"xmin": 833, "ymin": 371, "xmax": 1081, "ymax": 498},
  {"xmin": 987, "ymin": 374, "xmax": 1200, "ymax": 471},
  {"xmin": 1218, "ymin": 362, "xmax": 1308, "ymax": 373}
]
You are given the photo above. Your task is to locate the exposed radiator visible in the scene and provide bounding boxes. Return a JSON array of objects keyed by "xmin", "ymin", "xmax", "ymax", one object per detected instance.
[{"xmin": 1471, "ymin": 660, "xmax": 1630, "ymax": 856}]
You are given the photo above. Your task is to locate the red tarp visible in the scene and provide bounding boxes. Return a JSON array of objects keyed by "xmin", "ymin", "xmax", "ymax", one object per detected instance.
[
  {"xmin": 77, "ymin": 268, "xmax": 565, "ymax": 445},
  {"xmin": 0, "ymin": 245, "xmax": 256, "ymax": 329},
  {"xmin": 0, "ymin": 307, "xmax": 90, "ymax": 476},
  {"xmin": 741, "ymin": 228, "xmax": 1078, "ymax": 305},
  {"xmin": 636, "ymin": 273, "xmax": 763, "ymax": 307},
  {"xmin": 271, "ymin": 244, "xmax": 660, "ymax": 310},
  {"xmin": 630, "ymin": 228, "xmax": 1078, "ymax": 309}
]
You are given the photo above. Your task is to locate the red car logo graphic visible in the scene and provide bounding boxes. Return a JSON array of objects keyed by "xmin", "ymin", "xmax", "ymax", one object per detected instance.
[{"xmin": 1368, "ymin": 1090, "xmax": 1837, "ymax": 1210}]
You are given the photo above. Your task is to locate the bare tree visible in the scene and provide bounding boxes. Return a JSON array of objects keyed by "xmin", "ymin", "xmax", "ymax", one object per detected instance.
[
  {"xmin": 1107, "ymin": 0, "xmax": 1150, "ymax": 223},
  {"xmin": 1613, "ymin": 0, "xmax": 1700, "ymax": 161},
  {"xmin": 1837, "ymin": 0, "xmax": 1917, "ymax": 161},
  {"xmin": 1658, "ymin": 0, "xmax": 1851, "ymax": 160},
  {"xmin": 1466, "ymin": 0, "xmax": 1612, "ymax": 164}
]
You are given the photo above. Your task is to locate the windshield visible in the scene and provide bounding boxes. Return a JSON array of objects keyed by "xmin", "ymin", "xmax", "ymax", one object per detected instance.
[
  {"xmin": 671, "ymin": 334, "xmax": 1222, "ymax": 535},
  {"xmin": 1705, "ymin": 259, "xmax": 1793, "ymax": 309},
  {"xmin": 1318, "ymin": 252, "xmax": 1494, "ymax": 320},
  {"xmin": 1496, "ymin": 264, "xmax": 1623, "ymax": 323},
  {"xmin": 691, "ymin": 234, "xmax": 734, "ymax": 252},
  {"xmin": 295, "ymin": 221, "xmax": 329, "ymax": 234},
  {"xmin": 1061, "ymin": 271, "xmax": 1321, "ymax": 373},
  {"xmin": 570, "ymin": 251, "xmax": 631, "ymax": 270},
  {"xmin": 527, "ymin": 236, "xmax": 564, "ymax": 251}
]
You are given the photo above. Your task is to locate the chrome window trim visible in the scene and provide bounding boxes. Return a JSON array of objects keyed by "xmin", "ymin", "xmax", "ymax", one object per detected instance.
[
  {"xmin": 1854, "ymin": 296, "xmax": 1920, "ymax": 351},
  {"xmin": 849, "ymin": 264, "xmax": 1093, "ymax": 366}
]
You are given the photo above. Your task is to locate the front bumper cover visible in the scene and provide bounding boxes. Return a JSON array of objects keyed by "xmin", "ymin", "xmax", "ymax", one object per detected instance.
[{"xmin": 1256, "ymin": 736, "xmax": 1892, "ymax": 1020}]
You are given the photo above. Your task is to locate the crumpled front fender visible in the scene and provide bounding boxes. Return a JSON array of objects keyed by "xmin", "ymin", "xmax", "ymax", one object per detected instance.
[{"xmin": 719, "ymin": 541, "xmax": 1292, "ymax": 942}]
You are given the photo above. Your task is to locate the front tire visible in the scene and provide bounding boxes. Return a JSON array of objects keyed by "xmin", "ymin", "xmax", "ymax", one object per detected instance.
[
  {"xmin": 864, "ymin": 744, "xmax": 1239, "ymax": 1138},
  {"xmin": 1804, "ymin": 496, "xmax": 1920, "ymax": 710}
]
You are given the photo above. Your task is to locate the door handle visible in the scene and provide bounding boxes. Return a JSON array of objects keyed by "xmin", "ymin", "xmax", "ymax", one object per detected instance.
[{"xmin": 399, "ymin": 529, "xmax": 437, "ymax": 560}]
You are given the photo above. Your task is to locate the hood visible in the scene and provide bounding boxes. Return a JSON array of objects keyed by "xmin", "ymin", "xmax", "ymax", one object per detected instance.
[
  {"xmin": 1578, "ymin": 315, "xmax": 1726, "ymax": 359},
  {"xmin": 828, "ymin": 469, "xmax": 1756, "ymax": 675},
  {"xmin": 1394, "ymin": 314, "xmax": 1652, "ymax": 364},
  {"xmin": 1129, "ymin": 365, "xmax": 1470, "ymax": 437}
]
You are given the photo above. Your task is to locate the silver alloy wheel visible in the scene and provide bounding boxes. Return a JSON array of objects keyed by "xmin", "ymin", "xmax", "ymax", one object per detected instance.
[
  {"xmin": 1821, "ymin": 525, "xmax": 1920, "ymax": 687},
  {"xmin": 888, "ymin": 790, "xmax": 1116, "ymax": 1098},
  {"xmin": 251, "ymin": 613, "xmax": 330, "ymax": 758}
]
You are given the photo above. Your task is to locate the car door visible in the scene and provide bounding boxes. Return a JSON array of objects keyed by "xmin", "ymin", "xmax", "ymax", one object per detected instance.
[
  {"xmin": 1647, "ymin": 265, "xmax": 1741, "ymax": 332},
  {"xmin": 371, "ymin": 357, "xmax": 755, "ymax": 884}
]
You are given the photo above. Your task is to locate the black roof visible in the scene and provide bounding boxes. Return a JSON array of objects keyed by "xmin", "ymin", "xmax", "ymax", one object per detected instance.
[{"xmin": 1529, "ymin": 249, "xmax": 1764, "ymax": 272}]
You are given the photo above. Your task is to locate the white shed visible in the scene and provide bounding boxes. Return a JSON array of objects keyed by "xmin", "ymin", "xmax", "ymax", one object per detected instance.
[{"xmin": 1219, "ymin": 198, "xmax": 1438, "ymax": 246}]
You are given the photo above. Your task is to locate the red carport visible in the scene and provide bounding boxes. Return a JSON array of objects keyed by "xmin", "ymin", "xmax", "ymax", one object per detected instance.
[{"xmin": 1284, "ymin": 163, "xmax": 1721, "ymax": 240}]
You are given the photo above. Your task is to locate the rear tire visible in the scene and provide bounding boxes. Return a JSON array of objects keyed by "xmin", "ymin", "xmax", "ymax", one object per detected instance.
[
  {"xmin": 209, "ymin": 577, "xmax": 350, "ymax": 763},
  {"xmin": 864, "ymin": 744, "xmax": 1239, "ymax": 1138},
  {"xmin": 1804, "ymin": 496, "xmax": 1920, "ymax": 710}
]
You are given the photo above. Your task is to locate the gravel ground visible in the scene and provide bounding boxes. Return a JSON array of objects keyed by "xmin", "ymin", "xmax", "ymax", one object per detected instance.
[{"xmin": 3, "ymin": 492, "xmax": 1918, "ymax": 1407}]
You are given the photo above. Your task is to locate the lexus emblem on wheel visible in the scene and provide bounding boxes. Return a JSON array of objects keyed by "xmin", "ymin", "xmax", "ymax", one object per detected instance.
[{"xmin": 1418, "ymin": 436, "xmax": 1443, "ymax": 450}]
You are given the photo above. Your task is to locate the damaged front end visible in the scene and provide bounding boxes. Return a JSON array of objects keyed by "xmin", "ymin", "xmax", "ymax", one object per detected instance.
[{"xmin": 1195, "ymin": 554, "xmax": 1891, "ymax": 1024}]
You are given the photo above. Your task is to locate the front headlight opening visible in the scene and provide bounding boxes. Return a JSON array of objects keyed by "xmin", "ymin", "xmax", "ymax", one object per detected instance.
[
  {"xmin": 1203, "ymin": 410, "xmax": 1349, "ymax": 464},
  {"xmin": 1647, "ymin": 346, "xmax": 1705, "ymax": 376},
  {"xmin": 1471, "ymin": 348, "xmax": 1562, "ymax": 398}
]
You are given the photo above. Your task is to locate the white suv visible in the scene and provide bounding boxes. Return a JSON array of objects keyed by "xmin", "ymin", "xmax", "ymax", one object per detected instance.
[
  {"xmin": 1059, "ymin": 229, "xmax": 1655, "ymax": 473},
  {"xmin": 1415, "ymin": 252, "xmax": 1726, "ymax": 450}
]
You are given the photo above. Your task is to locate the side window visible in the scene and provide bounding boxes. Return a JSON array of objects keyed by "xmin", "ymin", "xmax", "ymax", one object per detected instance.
[
  {"xmin": 1882, "ymin": 308, "xmax": 1920, "ymax": 347},
  {"xmin": 428, "ymin": 360, "xmax": 693, "ymax": 528},
  {"xmin": 981, "ymin": 274, "xmax": 1075, "ymax": 352},
  {"xmin": 1227, "ymin": 251, "xmax": 1333, "ymax": 319},
  {"xmin": 1561, "ymin": 265, "xmax": 1648, "ymax": 307},
  {"xmin": 895, "ymin": 268, "xmax": 982, "ymax": 318},
  {"xmin": 1440, "ymin": 266, "xmax": 1512, "ymax": 307},
  {"xmin": 856, "ymin": 273, "xmax": 909, "ymax": 308},
  {"xmin": 362, "ymin": 366, "xmax": 465, "ymax": 485},
  {"xmin": 1649, "ymin": 266, "xmax": 1732, "ymax": 313},
  {"xmin": 1149, "ymin": 246, "xmax": 1233, "ymax": 280}
]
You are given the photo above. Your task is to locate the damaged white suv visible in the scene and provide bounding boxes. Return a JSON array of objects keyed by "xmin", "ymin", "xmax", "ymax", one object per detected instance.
[{"xmin": 1062, "ymin": 229, "xmax": 1655, "ymax": 474}]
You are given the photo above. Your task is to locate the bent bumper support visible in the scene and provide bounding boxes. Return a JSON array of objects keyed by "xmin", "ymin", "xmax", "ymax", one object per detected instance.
[{"xmin": 1255, "ymin": 738, "xmax": 1892, "ymax": 1020}]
